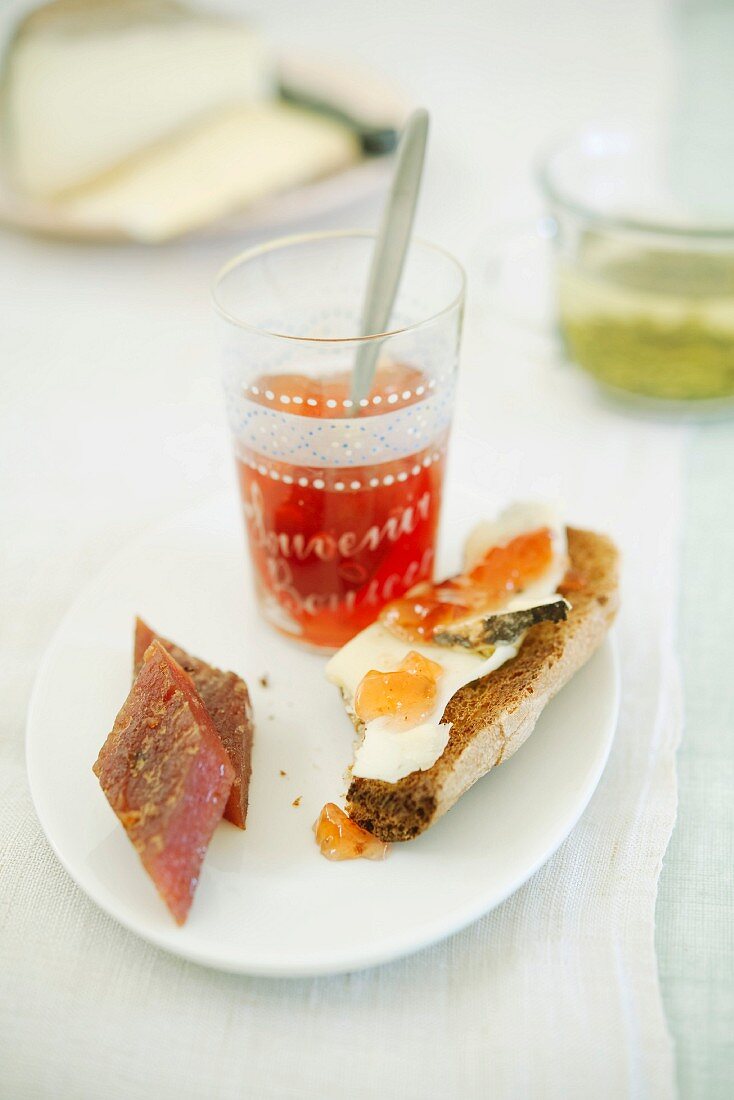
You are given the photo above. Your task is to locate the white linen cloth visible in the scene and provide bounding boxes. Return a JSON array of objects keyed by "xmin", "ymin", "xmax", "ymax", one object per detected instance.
[
  {"xmin": 1, "ymin": 265, "xmax": 682, "ymax": 1095},
  {"xmin": 0, "ymin": 2, "xmax": 684, "ymax": 1094}
]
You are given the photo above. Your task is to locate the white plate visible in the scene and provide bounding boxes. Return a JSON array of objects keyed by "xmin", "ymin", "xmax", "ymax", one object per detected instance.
[
  {"xmin": 0, "ymin": 53, "xmax": 407, "ymax": 244},
  {"xmin": 26, "ymin": 488, "xmax": 619, "ymax": 976}
]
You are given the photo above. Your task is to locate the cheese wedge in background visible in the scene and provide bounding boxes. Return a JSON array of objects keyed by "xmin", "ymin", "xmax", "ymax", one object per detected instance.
[
  {"xmin": 0, "ymin": 0, "xmax": 363, "ymax": 239},
  {"xmin": 1, "ymin": 0, "xmax": 275, "ymax": 198},
  {"xmin": 61, "ymin": 102, "xmax": 361, "ymax": 241}
]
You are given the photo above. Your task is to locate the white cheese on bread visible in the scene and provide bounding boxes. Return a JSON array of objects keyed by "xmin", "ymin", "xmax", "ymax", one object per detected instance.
[{"xmin": 327, "ymin": 502, "xmax": 570, "ymax": 784}]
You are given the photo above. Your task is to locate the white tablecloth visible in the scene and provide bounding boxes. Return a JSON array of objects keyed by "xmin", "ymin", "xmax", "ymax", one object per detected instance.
[
  {"xmin": 1, "ymin": 1, "xmax": 690, "ymax": 1096},
  {"xmin": 1, "ymin": 286, "xmax": 683, "ymax": 1099}
]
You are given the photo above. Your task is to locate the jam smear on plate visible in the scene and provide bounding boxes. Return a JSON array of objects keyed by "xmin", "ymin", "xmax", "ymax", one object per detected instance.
[{"xmin": 314, "ymin": 803, "xmax": 389, "ymax": 861}]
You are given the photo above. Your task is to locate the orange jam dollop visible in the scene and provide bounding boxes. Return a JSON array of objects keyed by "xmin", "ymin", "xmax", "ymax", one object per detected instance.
[
  {"xmin": 354, "ymin": 650, "xmax": 444, "ymax": 727},
  {"xmin": 314, "ymin": 803, "xmax": 389, "ymax": 861},
  {"xmin": 380, "ymin": 527, "xmax": 554, "ymax": 643}
]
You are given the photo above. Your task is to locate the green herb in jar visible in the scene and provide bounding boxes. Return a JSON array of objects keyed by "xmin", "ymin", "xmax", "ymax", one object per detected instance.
[{"xmin": 558, "ymin": 242, "xmax": 734, "ymax": 402}]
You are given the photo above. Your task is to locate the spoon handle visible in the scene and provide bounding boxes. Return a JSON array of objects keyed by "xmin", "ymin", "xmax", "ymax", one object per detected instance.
[{"xmin": 350, "ymin": 109, "xmax": 429, "ymax": 407}]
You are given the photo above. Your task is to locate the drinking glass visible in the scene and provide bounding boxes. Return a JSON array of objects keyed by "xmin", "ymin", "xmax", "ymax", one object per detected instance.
[{"xmin": 213, "ymin": 230, "xmax": 465, "ymax": 651}]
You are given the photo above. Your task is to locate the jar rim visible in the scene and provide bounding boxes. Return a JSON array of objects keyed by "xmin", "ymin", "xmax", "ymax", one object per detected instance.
[{"xmin": 536, "ymin": 126, "xmax": 734, "ymax": 241}]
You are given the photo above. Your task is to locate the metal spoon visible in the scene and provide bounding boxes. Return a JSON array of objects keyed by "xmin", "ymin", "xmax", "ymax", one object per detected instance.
[{"xmin": 350, "ymin": 108, "xmax": 429, "ymax": 408}]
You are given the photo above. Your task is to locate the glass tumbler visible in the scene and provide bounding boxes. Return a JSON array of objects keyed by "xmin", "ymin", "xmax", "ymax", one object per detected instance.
[{"xmin": 213, "ymin": 230, "xmax": 465, "ymax": 651}]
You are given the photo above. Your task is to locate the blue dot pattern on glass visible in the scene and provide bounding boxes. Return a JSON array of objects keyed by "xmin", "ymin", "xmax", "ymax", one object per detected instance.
[{"xmin": 223, "ymin": 378, "xmax": 456, "ymax": 470}]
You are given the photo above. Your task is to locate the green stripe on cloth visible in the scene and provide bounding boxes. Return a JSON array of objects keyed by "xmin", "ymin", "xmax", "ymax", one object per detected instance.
[{"xmin": 657, "ymin": 422, "xmax": 734, "ymax": 1100}]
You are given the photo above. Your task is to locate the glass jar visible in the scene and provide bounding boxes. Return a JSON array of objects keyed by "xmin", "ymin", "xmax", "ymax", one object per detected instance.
[{"xmin": 538, "ymin": 127, "xmax": 734, "ymax": 412}]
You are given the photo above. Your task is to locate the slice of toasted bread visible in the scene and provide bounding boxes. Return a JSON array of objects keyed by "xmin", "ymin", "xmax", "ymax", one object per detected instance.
[{"xmin": 346, "ymin": 528, "xmax": 619, "ymax": 841}]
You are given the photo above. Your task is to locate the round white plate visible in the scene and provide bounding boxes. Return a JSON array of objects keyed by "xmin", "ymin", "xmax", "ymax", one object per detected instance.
[
  {"xmin": 0, "ymin": 53, "xmax": 407, "ymax": 244},
  {"xmin": 26, "ymin": 487, "xmax": 619, "ymax": 976}
]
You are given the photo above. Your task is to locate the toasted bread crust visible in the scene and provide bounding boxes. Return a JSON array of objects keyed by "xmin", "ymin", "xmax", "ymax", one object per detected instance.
[{"xmin": 346, "ymin": 528, "xmax": 619, "ymax": 841}]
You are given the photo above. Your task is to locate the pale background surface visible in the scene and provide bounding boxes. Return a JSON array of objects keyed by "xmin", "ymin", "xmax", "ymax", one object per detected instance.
[
  {"xmin": 657, "ymin": 428, "xmax": 734, "ymax": 1099},
  {"xmin": 1, "ymin": 0, "xmax": 732, "ymax": 1096}
]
